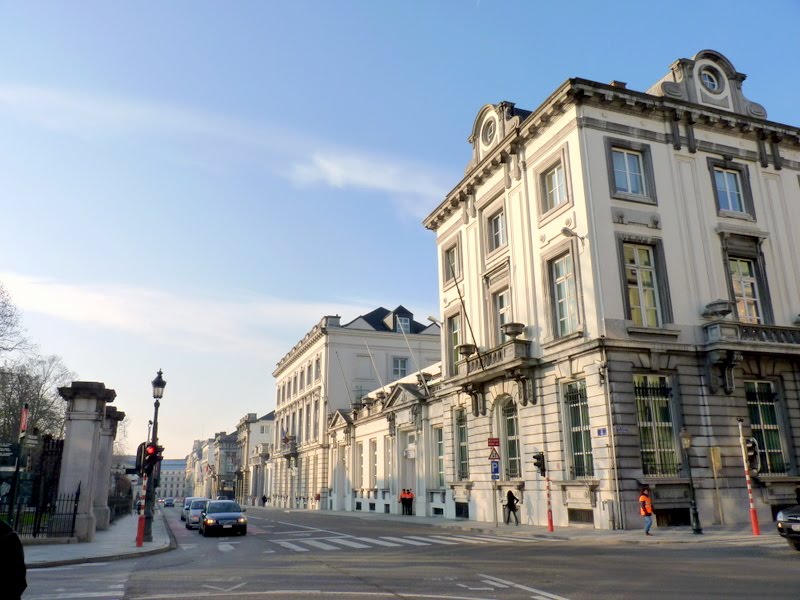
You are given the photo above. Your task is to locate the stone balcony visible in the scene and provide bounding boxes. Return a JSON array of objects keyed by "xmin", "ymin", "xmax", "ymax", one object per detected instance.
[
  {"xmin": 703, "ymin": 320, "xmax": 800, "ymax": 354},
  {"xmin": 456, "ymin": 338, "xmax": 535, "ymax": 384},
  {"xmin": 280, "ymin": 436, "xmax": 298, "ymax": 459}
]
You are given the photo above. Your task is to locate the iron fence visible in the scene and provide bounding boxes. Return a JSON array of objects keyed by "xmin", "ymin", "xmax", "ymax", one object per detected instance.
[{"xmin": 0, "ymin": 485, "xmax": 80, "ymax": 538}]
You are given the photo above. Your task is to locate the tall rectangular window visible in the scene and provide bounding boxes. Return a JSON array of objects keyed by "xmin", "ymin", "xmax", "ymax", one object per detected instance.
[
  {"xmin": 488, "ymin": 208, "xmax": 507, "ymax": 252},
  {"xmin": 729, "ymin": 257, "xmax": 762, "ymax": 324},
  {"xmin": 492, "ymin": 288, "xmax": 512, "ymax": 345},
  {"xmin": 384, "ymin": 435, "xmax": 393, "ymax": 490},
  {"xmin": 355, "ymin": 442, "xmax": 363, "ymax": 489},
  {"xmin": 455, "ymin": 408, "xmax": 469, "ymax": 480},
  {"xmin": 612, "ymin": 148, "xmax": 646, "ymax": 195},
  {"xmin": 297, "ymin": 408, "xmax": 303, "ymax": 444},
  {"xmin": 444, "ymin": 244, "xmax": 460, "ymax": 283},
  {"xmin": 634, "ymin": 374, "xmax": 678, "ymax": 476},
  {"xmin": 434, "ymin": 427, "xmax": 445, "ymax": 488},
  {"xmin": 392, "ymin": 357, "xmax": 408, "ymax": 379},
  {"xmin": 397, "ymin": 316, "xmax": 411, "ymax": 333},
  {"xmin": 551, "ymin": 253, "xmax": 578, "ymax": 336},
  {"xmin": 564, "ymin": 380, "xmax": 593, "ymax": 478},
  {"xmin": 745, "ymin": 381, "xmax": 787, "ymax": 474},
  {"xmin": 306, "ymin": 364, "xmax": 312, "ymax": 386},
  {"xmin": 624, "ymin": 243, "xmax": 662, "ymax": 327},
  {"xmin": 369, "ymin": 438, "xmax": 378, "ymax": 488},
  {"xmin": 713, "ymin": 167, "xmax": 744, "ymax": 213},
  {"xmin": 543, "ymin": 162, "xmax": 566, "ymax": 213},
  {"xmin": 502, "ymin": 401, "xmax": 521, "ymax": 479},
  {"xmin": 314, "ymin": 356, "xmax": 321, "ymax": 380},
  {"xmin": 447, "ymin": 314, "xmax": 461, "ymax": 376},
  {"xmin": 313, "ymin": 400, "xmax": 319, "ymax": 440}
]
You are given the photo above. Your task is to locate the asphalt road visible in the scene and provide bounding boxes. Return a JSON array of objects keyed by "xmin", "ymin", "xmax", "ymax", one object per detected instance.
[{"xmin": 25, "ymin": 506, "xmax": 798, "ymax": 600}]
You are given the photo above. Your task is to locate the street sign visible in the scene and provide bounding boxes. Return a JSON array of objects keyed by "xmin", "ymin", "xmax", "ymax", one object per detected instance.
[
  {"xmin": 596, "ymin": 427, "xmax": 608, "ymax": 437},
  {"xmin": 0, "ymin": 443, "xmax": 18, "ymax": 457},
  {"xmin": 490, "ymin": 460, "xmax": 500, "ymax": 480},
  {"xmin": 488, "ymin": 448, "xmax": 500, "ymax": 461},
  {"xmin": 488, "ymin": 437, "xmax": 500, "ymax": 447}
]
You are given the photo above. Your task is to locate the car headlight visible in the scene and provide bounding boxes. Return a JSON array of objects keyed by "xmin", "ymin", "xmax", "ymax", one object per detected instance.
[
  {"xmin": 777, "ymin": 511, "xmax": 785, "ymax": 521},
  {"xmin": 238, "ymin": 517, "xmax": 247, "ymax": 523},
  {"xmin": 205, "ymin": 518, "xmax": 216, "ymax": 524}
]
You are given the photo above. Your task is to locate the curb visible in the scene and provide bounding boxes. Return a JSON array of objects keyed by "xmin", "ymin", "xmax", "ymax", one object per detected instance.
[{"xmin": 27, "ymin": 512, "xmax": 177, "ymax": 569}]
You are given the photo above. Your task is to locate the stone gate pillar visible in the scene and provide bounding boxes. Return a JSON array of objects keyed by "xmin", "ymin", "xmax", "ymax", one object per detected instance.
[
  {"xmin": 57, "ymin": 381, "xmax": 117, "ymax": 542},
  {"xmin": 94, "ymin": 406, "xmax": 126, "ymax": 530}
]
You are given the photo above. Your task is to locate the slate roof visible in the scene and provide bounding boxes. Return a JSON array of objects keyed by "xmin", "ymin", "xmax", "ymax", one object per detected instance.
[{"xmin": 342, "ymin": 305, "xmax": 430, "ymax": 334}]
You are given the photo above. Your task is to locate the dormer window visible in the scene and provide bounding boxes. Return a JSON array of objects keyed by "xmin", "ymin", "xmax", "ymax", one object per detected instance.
[
  {"xmin": 397, "ymin": 316, "xmax": 411, "ymax": 333},
  {"xmin": 481, "ymin": 119, "xmax": 496, "ymax": 145},
  {"xmin": 700, "ymin": 67, "xmax": 721, "ymax": 93}
]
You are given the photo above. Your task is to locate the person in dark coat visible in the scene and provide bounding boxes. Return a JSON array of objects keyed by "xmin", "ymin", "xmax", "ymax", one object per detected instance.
[
  {"xmin": 0, "ymin": 518, "xmax": 27, "ymax": 600},
  {"xmin": 505, "ymin": 489, "xmax": 520, "ymax": 525}
]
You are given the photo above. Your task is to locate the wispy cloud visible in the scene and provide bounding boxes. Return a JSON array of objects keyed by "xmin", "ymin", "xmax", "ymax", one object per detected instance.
[
  {"xmin": 0, "ymin": 271, "xmax": 374, "ymax": 361},
  {"xmin": 0, "ymin": 83, "xmax": 449, "ymax": 217}
]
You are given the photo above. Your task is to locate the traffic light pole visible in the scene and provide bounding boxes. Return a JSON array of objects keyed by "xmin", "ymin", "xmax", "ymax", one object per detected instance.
[
  {"xmin": 737, "ymin": 418, "xmax": 760, "ymax": 536},
  {"xmin": 143, "ymin": 397, "xmax": 160, "ymax": 543}
]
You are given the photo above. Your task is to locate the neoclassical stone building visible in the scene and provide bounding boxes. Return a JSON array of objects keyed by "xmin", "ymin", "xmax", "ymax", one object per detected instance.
[
  {"xmin": 269, "ymin": 307, "xmax": 440, "ymax": 509},
  {"xmin": 410, "ymin": 49, "xmax": 799, "ymax": 530}
]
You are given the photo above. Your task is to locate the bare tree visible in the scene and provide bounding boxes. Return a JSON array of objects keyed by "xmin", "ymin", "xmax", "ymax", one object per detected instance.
[
  {"xmin": 0, "ymin": 355, "xmax": 75, "ymax": 444},
  {"xmin": 0, "ymin": 283, "xmax": 27, "ymax": 354}
]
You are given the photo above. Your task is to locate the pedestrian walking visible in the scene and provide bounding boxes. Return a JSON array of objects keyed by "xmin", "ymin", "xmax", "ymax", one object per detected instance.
[
  {"xmin": 505, "ymin": 489, "xmax": 520, "ymax": 525},
  {"xmin": 262, "ymin": 494, "xmax": 267, "ymax": 506},
  {"xmin": 407, "ymin": 489, "xmax": 415, "ymax": 515},
  {"xmin": 639, "ymin": 487, "xmax": 654, "ymax": 536},
  {"xmin": 0, "ymin": 518, "xmax": 27, "ymax": 600}
]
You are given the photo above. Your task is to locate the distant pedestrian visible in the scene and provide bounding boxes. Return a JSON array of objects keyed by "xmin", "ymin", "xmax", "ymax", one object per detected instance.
[
  {"xmin": 639, "ymin": 488, "xmax": 654, "ymax": 536},
  {"xmin": 399, "ymin": 489, "xmax": 408, "ymax": 515},
  {"xmin": 505, "ymin": 489, "xmax": 520, "ymax": 525},
  {"xmin": 262, "ymin": 495, "xmax": 267, "ymax": 506},
  {"xmin": 407, "ymin": 489, "xmax": 415, "ymax": 515},
  {"xmin": 0, "ymin": 518, "xmax": 27, "ymax": 600}
]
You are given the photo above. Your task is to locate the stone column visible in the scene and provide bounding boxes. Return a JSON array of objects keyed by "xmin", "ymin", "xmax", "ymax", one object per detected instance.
[
  {"xmin": 94, "ymin": 406, "xmax": 126, "ymax": 530},
  {"xmin": 57, "ymin": 382, "xmax": 117, "ymax": 542}
]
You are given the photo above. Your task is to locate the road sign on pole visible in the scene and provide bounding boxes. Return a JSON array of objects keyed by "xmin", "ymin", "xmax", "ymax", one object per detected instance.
[
  {"xmin": 490, "ymin": 460, "xmax": 500, "ymax": 480},
  {"xmin": 488, "ymin": 448, "xmax": 500, "ymax": 461},
  {"xmin": 488, "ymin": 437, "xmax": 500, "ymax": 447}
]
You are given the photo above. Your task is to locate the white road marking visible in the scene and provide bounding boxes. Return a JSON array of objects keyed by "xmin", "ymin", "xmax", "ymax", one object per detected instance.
[
  {"xmin": 405, "ymin": 535, "xmax": 458, "ymax": 545},
  {"xmin": 25, "ymin": 593, "xmax": 123, "ymax": 599},
  {"xmin": 478, "ymin": 574, "xmax": 572, "ymax": 600},
  {"xmin": 380, "ymin": 536, "xmax": 431, "ymax": 546},
  {"xmin": 352, "ymin": 536, "xmax": 402, "ymax": 547},
  {"xmin": 273, "ymin": 540, "xmax": 309, "ymax": 551},
  {"xmin": 301, "ymin": 539, "xmax": 341, "ymax": 550},
  {"xmin": 180, "ymin": 544, "xmax": 197, "ymax": 550},
  {"xmin": 202, "ymin": 583, "xmax": 246, "ymax": 592},
  {"xmin": 429, "ymin": 535, "xmax": 486, "ymax": 544},
  {"xmin": 217, "ymin": 543, "xmax": 236, "ymax": 552},
  {"xmin": 457, "ymin": 584, "xmax": 496, "ymax": 591},
  {"xmin": 323, "ymin": 537, "xmax": 371, "ymax": 548}
]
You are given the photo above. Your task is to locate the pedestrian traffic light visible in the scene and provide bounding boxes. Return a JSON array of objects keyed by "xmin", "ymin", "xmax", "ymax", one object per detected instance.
[
  {"xmin": 532, "ymin": 451, "xmax": 546, "ymax": 477},
  {"xmin": 144, "ymin": 443, "xmax": 158, "ymax": 472},
  {"xmin": 745, "ymin": 437, "xmax": 761, "ymax": 474}
]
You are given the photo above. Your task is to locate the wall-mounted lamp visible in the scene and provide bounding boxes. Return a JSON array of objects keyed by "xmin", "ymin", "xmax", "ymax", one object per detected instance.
[
  {"xmin": 427, "ymin": 315, "xmax": 443, "ymax": 327},
  {"xmin": 561, "ymin": 227, "xmax": 586, "ymax": 245}
]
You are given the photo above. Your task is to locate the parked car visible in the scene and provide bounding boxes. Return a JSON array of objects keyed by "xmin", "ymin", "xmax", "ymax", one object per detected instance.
[
  {"xmin": 776, "ymin": 505, "xmax": 800, "ymax": 551},
  {"xmin": 200, "ymin": 500, "xmax": 247, "ymax": 537},
  {"xmin": 186, "ymin": 498, "xmax": 208, "ymax": 530},
  {"xmin": 164, "ymin": 497, "xmax": 175, "ymax": 507},
  {"xmin": 181, "ymin": 496, "xmax": 203, "ymax": 521}
]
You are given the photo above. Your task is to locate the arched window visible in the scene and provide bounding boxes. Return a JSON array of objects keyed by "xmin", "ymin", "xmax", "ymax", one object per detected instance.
[{"xmin": 500, "ymin": 397, "xmax": 521, "ymax": 479}]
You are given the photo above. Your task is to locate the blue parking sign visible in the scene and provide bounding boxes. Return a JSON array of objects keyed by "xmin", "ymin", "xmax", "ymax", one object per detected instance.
[{"xmin": 491, "ymin": 460, "xmax": 500, "ymax": 480}]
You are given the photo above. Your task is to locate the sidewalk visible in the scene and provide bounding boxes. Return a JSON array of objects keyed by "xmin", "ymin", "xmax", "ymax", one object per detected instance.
[
  {"xmin": 24, "ymin": 509, "xmax": 175, "ymax": 568},
  {"xmin": 22, "ymin": 505, "xmax": 781, "ymax": 569}
]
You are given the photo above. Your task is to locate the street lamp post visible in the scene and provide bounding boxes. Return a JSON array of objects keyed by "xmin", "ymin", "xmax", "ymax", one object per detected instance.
[
  {"xmin": 680, "ymin": 427, "xmax": 703, "ymax": 535},
  {"xmin": 143, "ymin": 369, "xmax": 166, "ymax": 542}
]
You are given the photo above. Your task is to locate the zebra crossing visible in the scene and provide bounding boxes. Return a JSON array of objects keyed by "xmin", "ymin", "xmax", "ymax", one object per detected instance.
[{"xmin": 266, "ymin": 533, "xmax": 555, "ymax": 553}]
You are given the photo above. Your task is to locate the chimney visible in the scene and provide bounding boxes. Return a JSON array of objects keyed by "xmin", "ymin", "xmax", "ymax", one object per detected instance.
[{"xmin": 609, "ymin": 80, "xmax": 627, "ymax": 89}]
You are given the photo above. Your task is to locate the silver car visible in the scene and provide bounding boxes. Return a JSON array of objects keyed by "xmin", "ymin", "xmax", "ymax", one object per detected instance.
[
  {"xmin": 186, "ymin": 498, "xmax": 208, "ymax": 530},
  {"xmin": 181, "ymin": 496, "xmax": 203, "ymax": 521}
]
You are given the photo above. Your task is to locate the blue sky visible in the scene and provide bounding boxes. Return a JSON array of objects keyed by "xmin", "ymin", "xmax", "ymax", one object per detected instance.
[{"xmin": 1, "ymin": 1, "xmax": 798, "ymax": 457}]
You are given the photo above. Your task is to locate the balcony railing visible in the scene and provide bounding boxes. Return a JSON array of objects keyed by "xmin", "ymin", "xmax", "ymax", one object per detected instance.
[
  {"xmin": 704, "ymin": 321, "xmax": 800, "ymax": 347},
  {"xmin": 280, "ymin": 436, "xmax": 298, "ymax": 459},
  {"xmin": 459, "ymin": 338, "xmax": 531, "ymax": 377}
]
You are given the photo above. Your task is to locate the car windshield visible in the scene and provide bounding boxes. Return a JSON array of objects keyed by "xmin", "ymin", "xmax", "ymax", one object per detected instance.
[
  {"xmin": 190, "ymin": 500, "xmax": 206, "ymax": 509},
  {"xmin": 207, "ymin": 501, "xmax": 241, "ymax": 513}
]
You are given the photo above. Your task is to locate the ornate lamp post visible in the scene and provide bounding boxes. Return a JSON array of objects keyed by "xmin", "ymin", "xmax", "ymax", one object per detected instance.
[
  {"xmin": 680, "ymin": 427, "xmax": 703, "ymax": 535},
  {"xmin": 143, "ymin": 369, "xmax": 166, "ymax": 542}
]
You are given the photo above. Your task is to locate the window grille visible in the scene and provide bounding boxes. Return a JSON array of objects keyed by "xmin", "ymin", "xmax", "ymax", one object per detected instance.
[
  {"xmin": 564, "ymin": 381, "xmax": 593, "ymax": 478},
  {"xmin": 634, "ymin": 377, "xmax": 678, "ymax": 476},
  {"xmin": 745, "ymin": 382, "xmax": 787, "ymax": 474}
]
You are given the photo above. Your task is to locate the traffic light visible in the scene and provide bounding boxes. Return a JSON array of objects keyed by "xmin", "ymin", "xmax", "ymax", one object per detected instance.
[
  {"xmin": 144, "ymin": 443, "xmax": 158, "ymax": 472},
  {"xmin": 745, "ymin": 437, "xmax": 761, "ymax": 474},
  {"xmin": 532, "ymin": 452, "xmax": 546, "ymax": 477},
  {"xmin": 135, "ymin": 442, "xmax": 146, "ymax": 475}
]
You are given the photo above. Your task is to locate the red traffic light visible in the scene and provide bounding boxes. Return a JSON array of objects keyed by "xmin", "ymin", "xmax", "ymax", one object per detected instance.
[{"xmin": 145, "ymin": 444, "xmax": 157, "ymax": 456}]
